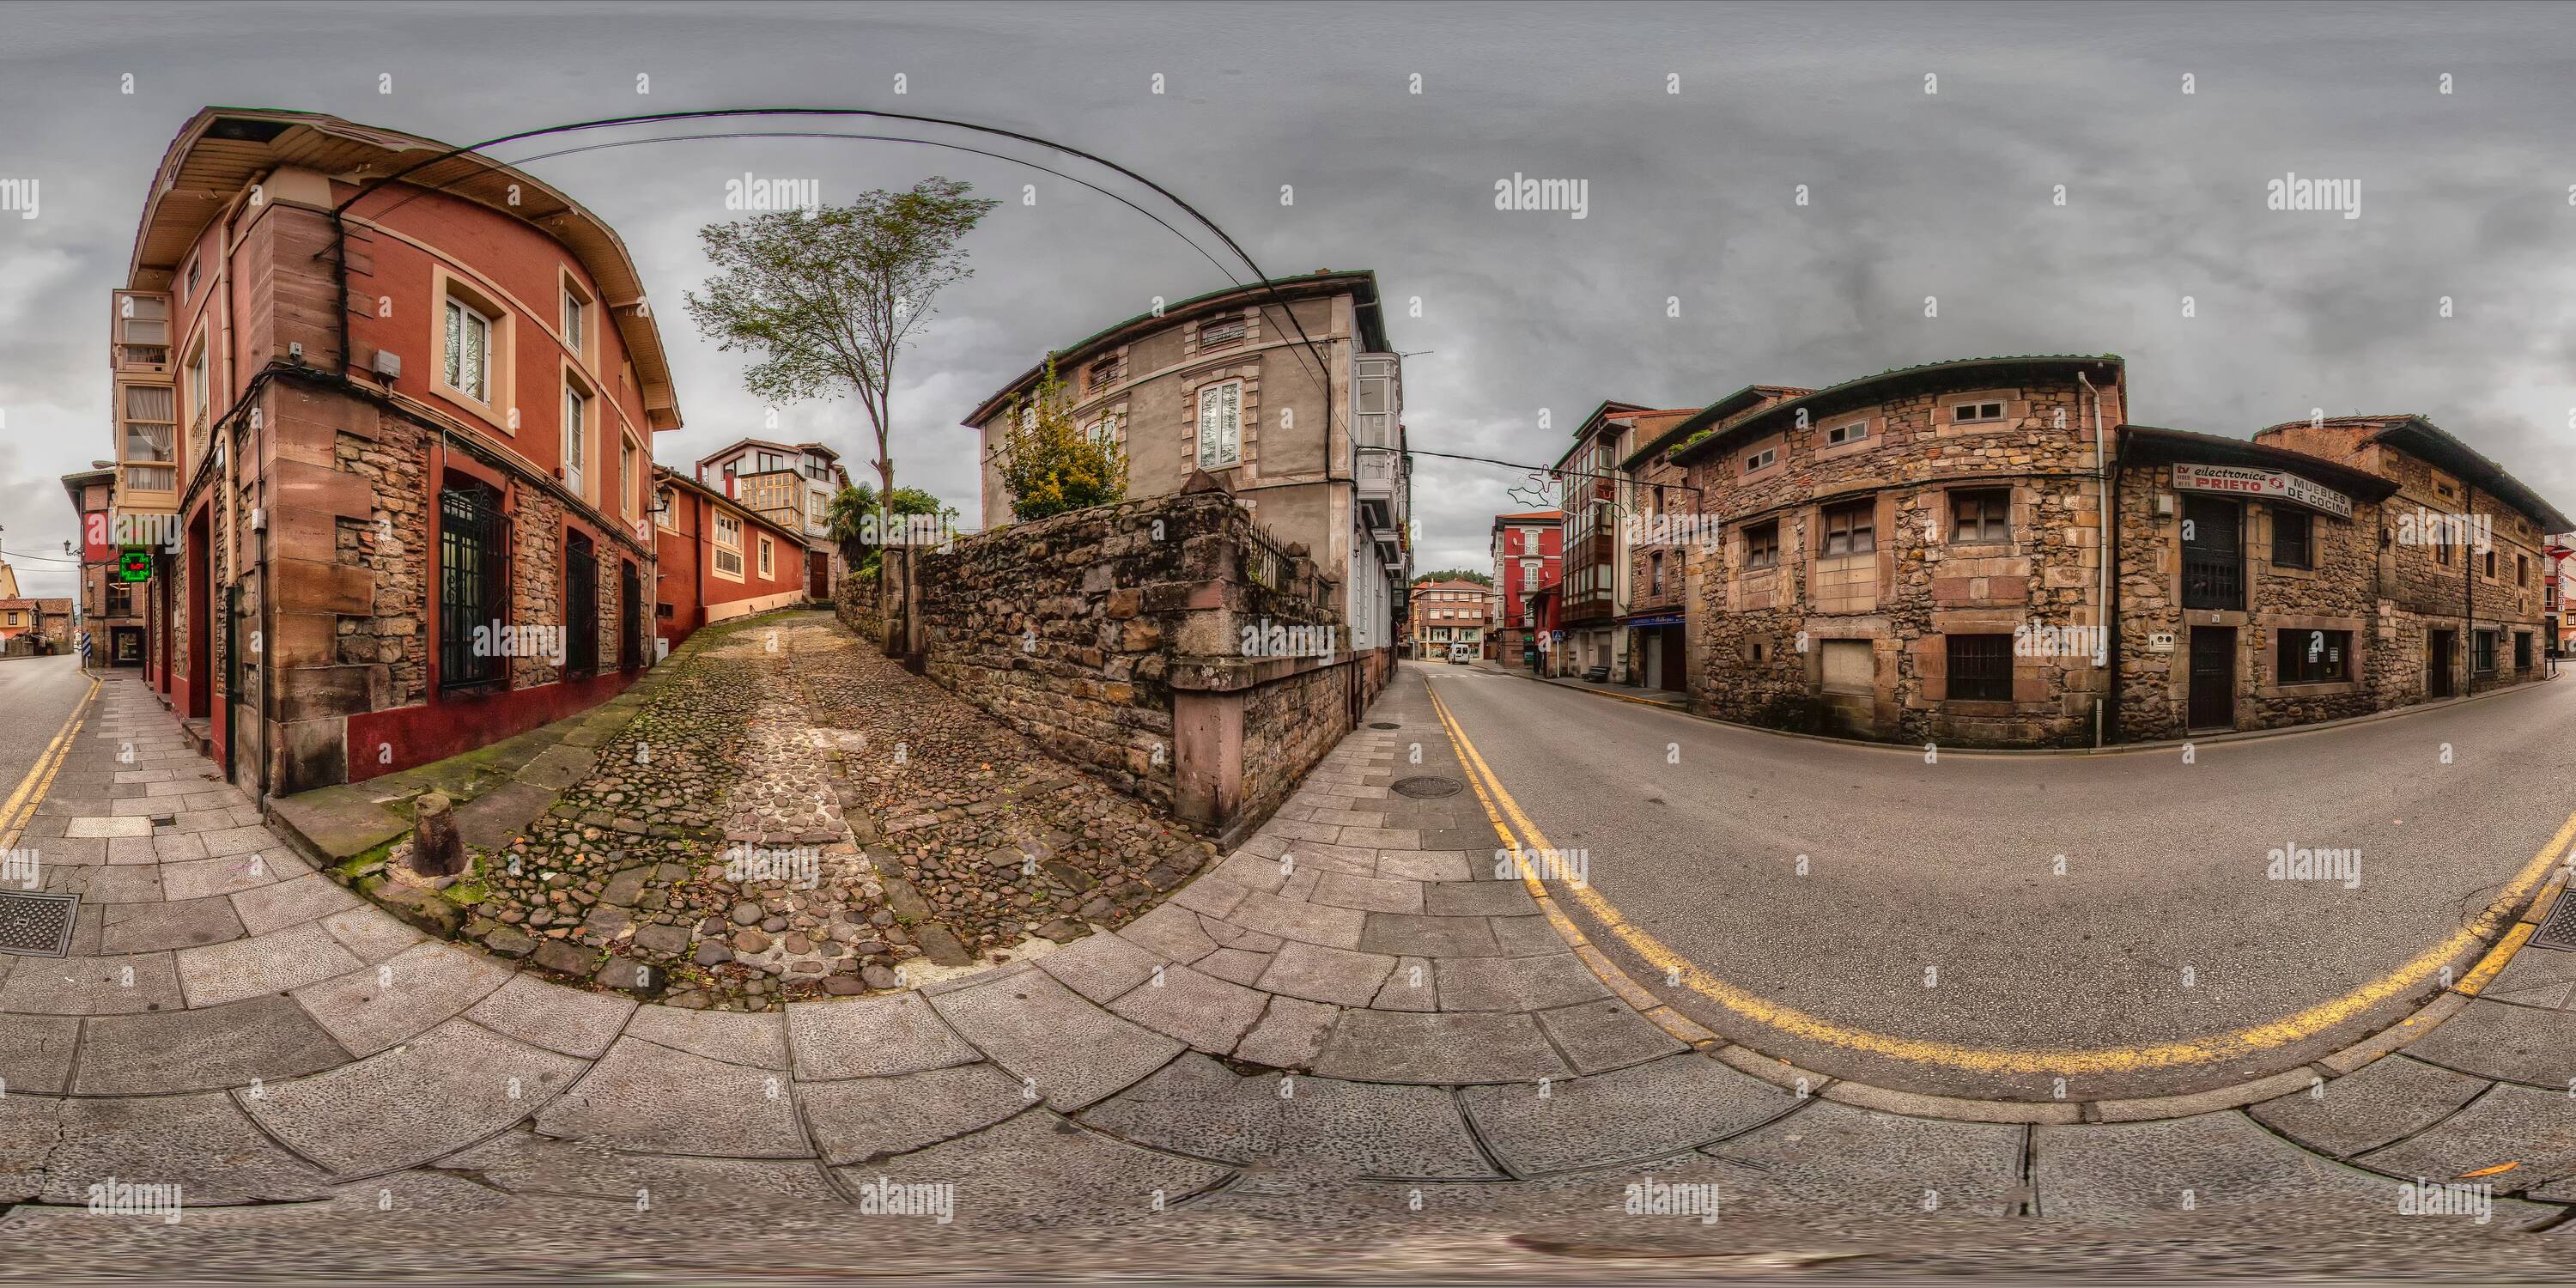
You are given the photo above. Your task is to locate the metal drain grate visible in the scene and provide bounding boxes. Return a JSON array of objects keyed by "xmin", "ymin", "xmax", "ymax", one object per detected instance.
[
  {"xmin": 1369, "ymin": 721, "xmax": 1400, "ymax": 730},
  {"xmin": 1391, "ymin": 775, "xmax": 1463, "ymax": 799},
  {"xmin": 0, "ymin": 890, "xmax": 78, "ymax": 957},
  {"xmin": 2530, "ymin": 884, "xmax": 2576, "ymax": 952}
]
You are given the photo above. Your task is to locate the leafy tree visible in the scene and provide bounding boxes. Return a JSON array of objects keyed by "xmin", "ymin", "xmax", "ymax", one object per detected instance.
[
  {"xmin": 827, "ymin": 481, "xmax": 956, "ymax": 571},
  {"xmin": 684, "ymin": 179, "xmax": 999, "ymax": 499},
  {"xmin": 997, "ymin": 356, "xmax": 1127, "ymax": 522},
  {"xmin": 1414, "ymin": 569, "xmax": 1493, "ymax": 586}
]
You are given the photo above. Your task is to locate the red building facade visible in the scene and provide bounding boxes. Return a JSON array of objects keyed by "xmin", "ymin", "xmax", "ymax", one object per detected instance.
[
  {"xmin": 651, "ymin": 467, "xmax": 815, "ymax": 649},
  {"xmin": 110, "ymin": 109, "xmax": 680, "ymax": 794},
  {"xmin": 1487, "ymin": 509, "xmax": 1562, "ymax": 671}
]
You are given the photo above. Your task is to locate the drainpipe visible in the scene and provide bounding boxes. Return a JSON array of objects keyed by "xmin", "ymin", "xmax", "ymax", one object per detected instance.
[
  {"xmin": 2464, "ymin": 480, "xmax": 2476, "ymax": 696},
  {"xmin": 2078, "ymin": 369, "xmax": 2112, "ymax": 746}
]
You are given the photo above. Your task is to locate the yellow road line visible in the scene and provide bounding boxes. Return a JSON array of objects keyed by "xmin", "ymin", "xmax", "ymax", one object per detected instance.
[
  {"xmin": 0, "ymin": 674, "xmax": 100, "ymax": 849},
  {"xmin": 1423, "ymin": 683, "xmax": 1713, "ymax": 1045},
  {"xmin": 1425, "ymin": 676, "xmax": 2572, "ymax": 1077}
]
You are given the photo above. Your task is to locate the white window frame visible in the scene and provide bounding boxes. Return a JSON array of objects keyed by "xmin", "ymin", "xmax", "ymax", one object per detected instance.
[
  {"xmin": 185, "ymin": 340, "xmax": 210, "ymax": 429},
  {"xmin": 759, "ymin": 534, "xmax": 775, "ymax": 579},
  {"xmin": 562, "ymin": 384, "xmax": 589, "ymax": 500},
  {"xmin": 1744, "ymin": 447, "xmax": 1777, "ymax": 473},
  {"xmin": 1953, "ymin": 400, "xmax": 2006, "ymax": 424},
  {"xmin": 618, "ymin": 436, "xmax": 637, "ymax": 519},
  {"xmin": 445, "ymin": 298, "xmax": 494, "ymax": 404},
  {"xmin": 1197, "ymin": 380, "xmax": 1242, "ymax": 469},
  {"xmin": 1825, "ymin": 420, "xmax": 1868, "ymax": 447},
  {"xmin": 713, "ymin": 513, "xmax": 744, "ymax": 580},
  {"xmin": 562, "ymin": 283, "xmax": 586, "ymax": 354}
]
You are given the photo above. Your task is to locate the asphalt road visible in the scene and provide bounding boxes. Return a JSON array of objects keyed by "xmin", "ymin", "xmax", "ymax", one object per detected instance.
[
  {"xmin": 1422, "ymin": 661, "xmax": 2576, "ymax": 1101},
  {"xmin": 0, "ymin": 656, "xmax": 91, "ymax": 816}
]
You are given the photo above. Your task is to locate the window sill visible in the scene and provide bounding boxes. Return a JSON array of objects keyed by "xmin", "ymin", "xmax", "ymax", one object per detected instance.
[{"xmin": 2264, "ymin": 680, "xmax": 2358, "ymax": 697}]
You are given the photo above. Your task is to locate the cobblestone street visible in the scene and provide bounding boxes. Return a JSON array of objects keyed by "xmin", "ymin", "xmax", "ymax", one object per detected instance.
[{"xmin": 461, "ymin": 610, "xmax": 1216, "ymax": 1011}]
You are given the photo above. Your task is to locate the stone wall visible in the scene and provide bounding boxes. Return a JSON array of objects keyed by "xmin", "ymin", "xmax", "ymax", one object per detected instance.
[
  {"xmin": 833, "ymin": 561, "xmax": 884, "ymax": 647},
  {"xmin": 1676, "ymin": 366, "xmax": 2118, "ymax": 747},
  {"xmin": 2115, "ymin": 463, "xmax": 2386, "ymax": 740},
  {"xmin": 334, "ymin": 412, "xmax": 430, "ymax": 703},
  {"xmin": 885, "ymin": 483, "xmax": 1385, "ymax": 839}
]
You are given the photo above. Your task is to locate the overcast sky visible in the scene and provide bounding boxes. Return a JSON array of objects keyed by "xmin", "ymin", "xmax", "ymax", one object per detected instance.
[{"xmin": 7, "ymin": 1, "xmax": 2576, "ymax": 598}]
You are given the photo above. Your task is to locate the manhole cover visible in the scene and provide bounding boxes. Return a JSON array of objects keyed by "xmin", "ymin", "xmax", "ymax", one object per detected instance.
[
  {"xmin": 0, "ymin": 890, "xmax": 78, "ymax": 957},
  {"xmin": 1369, "ymin": 721, "xmax": 1400, "ymax": 730},
  {"xmin": 1391, "ymin": 775, "xmax": 1462, "ymax": 799},
  {"xmin": 2530, "ymin": 884, "xmax": 2576, "ymax": 952}
]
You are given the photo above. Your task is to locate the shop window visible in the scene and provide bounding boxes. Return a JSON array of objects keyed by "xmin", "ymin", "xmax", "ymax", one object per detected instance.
[{"xmin": 2275, "ymin": 628, "xmax": 2349, "ymax": 684}]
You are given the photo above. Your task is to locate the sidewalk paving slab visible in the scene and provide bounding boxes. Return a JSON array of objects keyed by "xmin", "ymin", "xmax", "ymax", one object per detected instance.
[
  {"xmin": 72, "ymin": 993, "xmax": 352, "ymax": 1095},
  {"xmin": 1710, "ymin": 1099, "xmax": 2028, "ymax": 1217},
  {"xmin": 239, "ymin": 1016, "xmax": 588, "ymax": 1177},
  {"xmin": 289, "ymin": 939, "xmax": 516, "ymax": 1057},
  {"xmin": 1312, "ymin": 1009, "xmax": 1569, "ymax": 1084},
  {"xmin": 466, "ymin": 972, "xmax": 639, "ymax": 1059},
  {"xmin": 1464, "ymin": 1052, "xmax": 1797, "ymax": 1174},
  {"xmin": 784, "ymin": 992, "xmax": 982, "ymax": 1080},
  {"xmin": 2247, "ymin": 1054, "xmax": 2490, "ymax": 1158},
  {"xmin": 2403, "ymin": 996, "xmax": 2576, "ymax": 1088},
  {"xmin": 43, "ymin": 1092, "xmax": 338, "ymax": 1206},
  {"xmin": 832, "ymin": 1110, "xmax": 1231, "ymax": 1229},
  {"xmin": 624, "ymin": 1004, "xmax": 792, "ymax": 1069},
  {"xmin": 799, "ymin": 1062, "xmax": 1029, "ymax": 1163},
  {"xmin": 927, "ymin": 969, "xmax": 1183, "ymax": 1111},
  {"xmin": 2035, "ymin": 1111, "xmax": 2550, "ymax": 1225},
  {"xmin": 2356, "ymin": 1082, "xmax": 2576, "ymax": 1194},
  {"xmin": 536, "ymin": 1036, "xmax": 812, "ymax": 1158},
  {"xmin": 438, "ymin": 1127, "xmax": 845, "ymax": 1207},
  {"xmin": 1079, "ymin": 1052, "xmax": 1500, "ymax": 1178}
]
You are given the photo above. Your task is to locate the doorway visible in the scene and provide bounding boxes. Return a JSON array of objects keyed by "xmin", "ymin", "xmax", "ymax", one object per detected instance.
[
  {"xmin": 226, "ymin": 581, "xmax": 264, "ymax": 796},
  {"xmin": 807, "ymin": 550, "xmax": 830, "ymax": 600},
  {"xmin": 2427, "ymin": 629, "xmax": 2456, "ymax": 699},
  {"xmin": 2187, "ymin": 626, "xmax": 2236, "ymax": 730},
  {"xmin": 565, "ymin": 531, "xmax": 598, "ymax": 678},
  {"xmin": 186, "ymin": 508, "xmax": 211, "ymax": 719}
]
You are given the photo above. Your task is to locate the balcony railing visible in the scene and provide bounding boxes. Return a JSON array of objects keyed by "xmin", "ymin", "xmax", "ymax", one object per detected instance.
[{"xmin": 1356, "ymin": 449, "xmax": 1399, "ymax": 497}]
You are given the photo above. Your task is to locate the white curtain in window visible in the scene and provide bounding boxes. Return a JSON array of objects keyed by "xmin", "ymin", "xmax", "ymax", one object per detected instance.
[
  {"xmin": 446, "ymin": 301, "xmax": 489, "ymax": 400},
  {"xmin": 1197, "ymin": 382, "xmax": 1241, "ymax": 468}
]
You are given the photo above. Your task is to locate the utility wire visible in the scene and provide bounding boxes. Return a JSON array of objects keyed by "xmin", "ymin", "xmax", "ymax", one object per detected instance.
[{"xmin": 329, "ymin": 107, "xmax": 1344, "ymax": 419}]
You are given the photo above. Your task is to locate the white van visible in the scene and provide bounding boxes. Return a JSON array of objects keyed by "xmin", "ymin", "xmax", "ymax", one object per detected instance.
[{"xmin": 1449, "ymin": 642, "xmax": 1474, "ymax": 664}]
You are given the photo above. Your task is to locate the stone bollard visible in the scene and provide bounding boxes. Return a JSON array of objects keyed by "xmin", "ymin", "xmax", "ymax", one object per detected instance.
[{"xmin": 408, "ymin": 792, "xmax": 468, "ymax": 879}]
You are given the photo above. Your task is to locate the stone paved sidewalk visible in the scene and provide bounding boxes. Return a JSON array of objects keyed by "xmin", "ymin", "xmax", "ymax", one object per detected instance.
[{"xmin": 5, "ymin": 662, "xmax": 2576, "ymax": 1264}]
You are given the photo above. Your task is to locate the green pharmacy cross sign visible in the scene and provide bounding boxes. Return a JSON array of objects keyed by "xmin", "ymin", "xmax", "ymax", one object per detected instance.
[{"xmin": 118, "ymin": 549, "xmax": 155, "ymax": 584}]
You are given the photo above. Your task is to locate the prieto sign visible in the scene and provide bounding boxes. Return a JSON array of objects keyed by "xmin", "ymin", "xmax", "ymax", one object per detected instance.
[{"xmin": 2172, "ymin": 463, "xmax": 2353, "ymax": 519}]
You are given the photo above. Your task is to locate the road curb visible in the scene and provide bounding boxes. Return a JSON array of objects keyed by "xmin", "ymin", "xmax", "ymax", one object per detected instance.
[{"xmin": 1433, "ymin": 670, "xmax": 2576, "ymax": 1126}]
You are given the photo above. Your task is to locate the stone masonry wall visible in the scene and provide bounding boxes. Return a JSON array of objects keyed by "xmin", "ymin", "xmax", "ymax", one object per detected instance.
[
  {"xmin": 834, "ymin": 562, "xmax": 884, "ymax": 647},
  {"xmin": 902, "ymin": 487, "xmax": 1360, "ymax": 833},
  {"xmin": 1677, "ymin": 368, "xmax": 2116, "ymax": 747},
  {"xmin": 334, "ymin": 412, "xmax": 429, "ymax": 704}
]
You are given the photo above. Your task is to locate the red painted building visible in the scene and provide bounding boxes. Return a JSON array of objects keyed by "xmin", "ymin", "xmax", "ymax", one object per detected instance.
[
  {"xmin": 652, "ymin": 467, "xmax": 815, "ymax": 649},
  {"xmin": 1487, "ymin": 509, "xmax": 1562, "ymax": 670},
  {"xmin": 109, "ymin": 109, "xmax": 680, "ymax": 794}
]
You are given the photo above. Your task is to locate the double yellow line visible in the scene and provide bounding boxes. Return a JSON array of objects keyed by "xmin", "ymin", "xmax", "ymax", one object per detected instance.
[
  {"xmin": 1425, "ymin": 677, "xmax": 2571, "ymax": 1077},
  {"xmin": 0, "ymin": 674, "xmax": 101, "ymax": 852}
]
